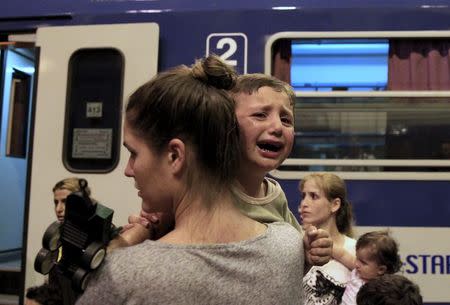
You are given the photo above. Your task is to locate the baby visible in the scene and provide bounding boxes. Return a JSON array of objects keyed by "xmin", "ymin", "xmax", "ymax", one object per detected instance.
[{"xmin": 334, "ymin": 230, "xmax": 402, "ymax": 305}]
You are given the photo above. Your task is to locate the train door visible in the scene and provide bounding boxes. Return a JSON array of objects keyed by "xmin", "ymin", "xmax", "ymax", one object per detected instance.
[{"xmin": 23, "ymin": 23, "xmax": 159, "ymax": 300}]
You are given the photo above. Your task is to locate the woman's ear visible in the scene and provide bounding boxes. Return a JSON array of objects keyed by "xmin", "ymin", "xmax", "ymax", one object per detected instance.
[
  {"xmin": 167, "ymin": 138, "xmax": 185, "ymax": 174},
  {"xmin": 331, "ymin": 198, "xmax": 341, "ymax": 213}
]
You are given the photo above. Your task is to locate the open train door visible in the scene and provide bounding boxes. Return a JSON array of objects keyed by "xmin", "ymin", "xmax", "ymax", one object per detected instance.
[{"xmin": 24, "ymin": 23, "xmax": 159, "ymax": 296}]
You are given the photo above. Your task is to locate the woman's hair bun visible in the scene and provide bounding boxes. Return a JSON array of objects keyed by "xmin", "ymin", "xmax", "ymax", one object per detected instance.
[{"xmin": 191, "ymin": 54, "xmax": 237, "ymax": 90}]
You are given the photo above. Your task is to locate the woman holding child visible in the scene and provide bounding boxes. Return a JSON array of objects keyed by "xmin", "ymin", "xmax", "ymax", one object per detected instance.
[
  {"xmin": 76, "ymin": 55, "xmax": 306, "ymax": 305},
  {"xmin": 299, "ymin": 173, "xmax": 356, "ymax": 305}
]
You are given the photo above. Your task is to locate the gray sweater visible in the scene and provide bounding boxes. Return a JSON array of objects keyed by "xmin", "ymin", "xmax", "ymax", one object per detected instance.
[{"xmin": 76, "ymin": 222, "xmax": 304, "ymax": 305}]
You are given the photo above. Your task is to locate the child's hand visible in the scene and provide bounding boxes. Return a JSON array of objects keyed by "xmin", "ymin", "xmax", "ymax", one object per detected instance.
[
  {"xmin": 108, "ymin": 209, "xmax": 174, "ymax": 252},
  {"xmin": 124, "ymin": 212, "xmax": 158, "ymax": 231},
  {"xmin": 108, "ymin": 223, "xmax": 149, "ymax": 252},
  {"xmin": 125, "ymin": 209, "xmax": 174, "ymax": 240},
  {"xmin": 303, "ymin": 224, "xmax": 333, "ymax": 267}
]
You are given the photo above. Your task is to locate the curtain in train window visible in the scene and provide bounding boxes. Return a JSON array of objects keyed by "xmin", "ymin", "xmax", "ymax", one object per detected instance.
[
  {"xmin": 272, "ymin": 39, "xmax": 291, "ymax": 84},
  {"xmin": 6, "ymin": 68, "xmax": 31, "ymax": 158},
  {"xmin": 388, "ymin": 39, "xmax": 450, "ymax": 90}
]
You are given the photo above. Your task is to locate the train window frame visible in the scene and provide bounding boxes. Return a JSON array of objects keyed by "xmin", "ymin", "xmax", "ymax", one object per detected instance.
[
  {"xmin": 0, "ymin": 49, "xmax": 4, "ymax": 147},
  {"xmin": 264, "ymin": 31, "xmax": 450, "ymax": 180}
]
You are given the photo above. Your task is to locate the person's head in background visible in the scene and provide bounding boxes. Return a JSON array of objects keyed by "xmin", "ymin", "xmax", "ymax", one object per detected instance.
[
  {"xmin": 52, "ymin": 177, "xmax": 92, "ymax": 222},
  {"xmin": 124, "ymin": 54, "xmax": 240, "ymax": 221},
  {"xmin": 230, "ymin": 74, "xmax": 295, "ymax": 195},
  {"xmin": 299, "ymin": 173, "xmax": 354, "ymax": 237},
  {"xmin": 356, "ymin": 274, "xmax": 423, "ymax": 305},
  {"xmin": 355, "ymin": 230, "xmax": 402, "ymax": 282},
  {"xmin": 25, "ymin": 283, "xmax": 62, "ymax": 305}
]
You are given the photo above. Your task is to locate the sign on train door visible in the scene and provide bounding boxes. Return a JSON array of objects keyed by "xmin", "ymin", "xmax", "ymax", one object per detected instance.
[
  {"xmin": 206, "ymin": 33, "xmax": 247, "ymax": 74},
  {"xmin": 25, "ymin": 23, "xmax": 159, "ymax": 292}
]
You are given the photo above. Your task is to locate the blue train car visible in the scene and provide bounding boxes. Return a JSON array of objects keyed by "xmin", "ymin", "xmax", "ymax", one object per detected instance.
[{"xmin": 0, "ymin": 1, "xmax": 449, "ymax": 304}]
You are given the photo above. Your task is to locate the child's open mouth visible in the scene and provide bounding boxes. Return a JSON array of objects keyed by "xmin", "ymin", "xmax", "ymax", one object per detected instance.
[{"xmin": 257, "ymin": 141, "xmax": 282, "ymax": 152}]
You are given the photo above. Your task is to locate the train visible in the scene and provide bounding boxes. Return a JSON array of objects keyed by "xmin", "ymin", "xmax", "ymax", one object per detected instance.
[{"xmin": 1, "ymin": 0, "xmax": 450, "ymax": 304}]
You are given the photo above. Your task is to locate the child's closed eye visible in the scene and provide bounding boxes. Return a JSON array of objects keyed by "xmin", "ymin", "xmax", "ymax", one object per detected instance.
[{"xmin": 253, "ymin": 112, "xmax": 267, "ymax": 119}]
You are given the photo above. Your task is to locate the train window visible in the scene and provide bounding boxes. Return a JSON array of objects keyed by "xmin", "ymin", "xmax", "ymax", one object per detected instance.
[
  {"xmin": 291, "ymin": 96, "xmax": 450, "ymax": 169},
  {"xmin": 6, "ymin": 69, "xmax": 31, "ymax": 158},
  {"xmin": 291, "ymin": 39, "xmax": 388, "ymax": 91},
  {"xmin": 266, "ymin": 33, "xmax": 450, "ymax": 179},
  {"xmin": 63, "ymin": 48, "xmax": 124, "ymax": 173},
  {"xmin": 1, "ymin": 47, "xmax": 35, "ymax": 159}
]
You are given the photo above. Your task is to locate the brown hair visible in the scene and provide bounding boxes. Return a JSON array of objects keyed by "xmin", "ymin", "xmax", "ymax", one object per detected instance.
[
  {"xmin": 299, "ymin": 173, "xmax": 354, "ymax": 237},
  {"xmin": 231, "ymin": 73, "xmax": 296, "ymax": 108},
  {"xmin": 126, "ymin": 55, "xmax": 240, "ymax": 190},
  {"xmin": 356, "ymin": 230, "xmax": 402, "ymax": 274},
  {"xmin": 26, "ymin": 282, "xmax": 63, "ymax": 305},
  {"xmin": 357, "ymin": 274, "xmax": 423, "ymax": 305}
]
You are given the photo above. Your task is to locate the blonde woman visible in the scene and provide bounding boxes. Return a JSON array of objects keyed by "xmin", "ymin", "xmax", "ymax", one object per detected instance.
[
  {"xmin": 299, "ymin": 173, "xmax": 356, "ymax": 305},
  {"xmin": 52, "ymin": 177, "xmax": 93, "ymax": 222}
]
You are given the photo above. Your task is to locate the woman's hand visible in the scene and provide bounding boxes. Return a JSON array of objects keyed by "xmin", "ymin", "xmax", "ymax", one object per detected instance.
[{"xmin": 303, "ymin": 224, "xmax": 333, "ymax": 267}]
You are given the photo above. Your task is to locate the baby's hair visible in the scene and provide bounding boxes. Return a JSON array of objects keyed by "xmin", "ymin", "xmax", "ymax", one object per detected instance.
[
  {"xmin": 356, "ymin": 274, "xmax": 423, "ymax": 305},
  {"xmin": 356, "ymin": 230, "xmax": 402, "ymax": 273}
]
